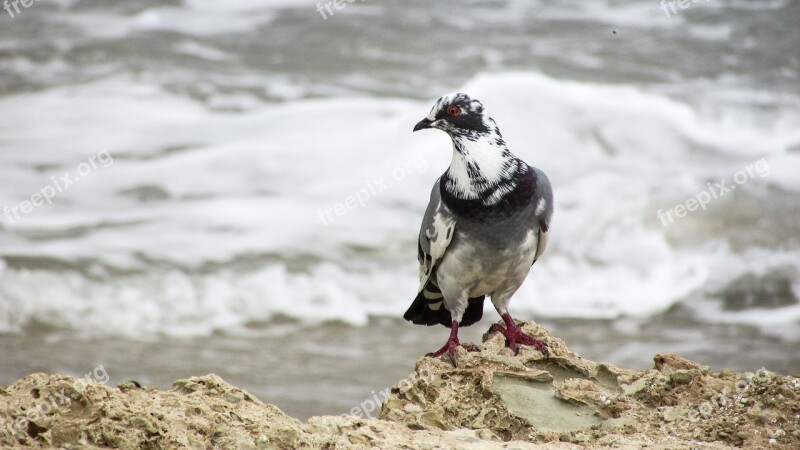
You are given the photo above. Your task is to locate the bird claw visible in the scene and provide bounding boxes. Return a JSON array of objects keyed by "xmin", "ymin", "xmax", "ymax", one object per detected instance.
[
  {"xmin": 492, "ymin": 319, "xmax": 550, "ymax": 360},
  {"xmin": 426, "ymin": 340, "xmax": 480, "ymax": 367},
  {"xmin": 461, "ymin": 343, "xmax": 480, "ymax": 352}
]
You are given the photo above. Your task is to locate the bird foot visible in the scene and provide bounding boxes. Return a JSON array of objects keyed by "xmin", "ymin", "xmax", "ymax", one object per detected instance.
[
  {"xmin": 492, "ymin": 314, "xmax": 549, "ymax": 360},
  {"xmin": 426, "ymin": 338, "xmax": 479, "ymax": 367}
]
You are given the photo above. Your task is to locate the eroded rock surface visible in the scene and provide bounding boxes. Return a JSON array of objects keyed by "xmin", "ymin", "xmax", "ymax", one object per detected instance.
[
  {"xmin": 381, "ymin": 321, "xmax": 800, "ymax": 449},
  {"xmin": 2, "ymin": 321, "xmax": 798, "ymax": 449}
]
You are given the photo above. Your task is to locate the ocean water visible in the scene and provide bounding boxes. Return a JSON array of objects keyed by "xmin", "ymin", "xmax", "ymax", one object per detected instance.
[{"xmin": 1, "ymin": 0, "xmax": 799, "ymax": 418}]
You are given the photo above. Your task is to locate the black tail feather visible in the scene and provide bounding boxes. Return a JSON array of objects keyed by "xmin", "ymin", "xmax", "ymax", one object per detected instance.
[
  {"xmin": 403, "ymin": 292, "xmax": 485, "ymax": 328},
  {"xmin": 461, "ymin": 296, "xmax": 485, "ymax": 327}
]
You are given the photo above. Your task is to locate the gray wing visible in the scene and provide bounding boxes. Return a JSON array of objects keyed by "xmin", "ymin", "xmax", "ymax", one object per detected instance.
[
  {"xmin": 531, "ymin": 167, "xmax": 554, "ymax": 263},
  {"xmin": 417, "ymin": 178, "xmax": 456, "ymax": 293}
]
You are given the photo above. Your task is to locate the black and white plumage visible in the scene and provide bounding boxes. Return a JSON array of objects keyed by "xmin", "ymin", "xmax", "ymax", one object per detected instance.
[{"xmin": 404, "ymin": 93, "xmax": 554, "ymax": 365}]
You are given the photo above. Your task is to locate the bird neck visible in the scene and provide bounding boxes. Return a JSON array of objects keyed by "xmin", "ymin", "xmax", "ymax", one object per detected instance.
[{"xmin": 444, "ymin": 132, "xmax": 520, "ymax": 204}]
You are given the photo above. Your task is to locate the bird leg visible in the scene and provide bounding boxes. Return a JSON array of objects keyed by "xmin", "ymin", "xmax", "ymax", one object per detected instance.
[
  {"xmin": 426, "ymin": 320, "xmax": 479, "ymax": 366},
  {"xmin": 491, "ymin": 313, "xmax": 549, "ymax": 359}
]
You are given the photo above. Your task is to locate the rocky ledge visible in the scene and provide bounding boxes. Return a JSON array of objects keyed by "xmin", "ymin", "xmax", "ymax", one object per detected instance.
[{"xmin": 1, "ymin": 322, "xmax": 799, "ymax": 449}]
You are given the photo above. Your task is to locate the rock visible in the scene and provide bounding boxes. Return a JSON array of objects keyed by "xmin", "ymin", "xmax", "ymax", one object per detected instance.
[
  {"xmin": 654, "ymin": 353, "xmax": 708, "ymax": 373},
  {"xmin": 493, "ymin": 371, "xmax": 601, "ymax": 433},
  {"xmin": 664, "ymin": 407, "xmax": 689, "ymax": 422},
  {"xmin": 620, "ymin": 376, "xmax": 649, "ymax": 396},
  {"xmin": 600, "ymin": 416, "xmax": 635, "ymax": 431},
  {"xmin": 2, "ymin": 321, "xmax": 798, "ymax": 449},
  {"xmin": 116, "ymin": 380, "xmax": 142, "ymax": 392},
  {"xmin": 669, "ymin": 369, "xmax": 703, "ymax": 385}
]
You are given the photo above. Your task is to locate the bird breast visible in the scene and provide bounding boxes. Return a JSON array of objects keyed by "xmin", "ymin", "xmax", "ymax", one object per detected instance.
[{"xmin": 437, "ymin": 227, "xmax": 539, "ymax": 298}]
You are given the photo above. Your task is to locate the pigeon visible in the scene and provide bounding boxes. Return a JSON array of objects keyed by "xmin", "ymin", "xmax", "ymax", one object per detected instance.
[{"xmin": 404, "ymin": 93, "xmax": 554, "ymax": 365}]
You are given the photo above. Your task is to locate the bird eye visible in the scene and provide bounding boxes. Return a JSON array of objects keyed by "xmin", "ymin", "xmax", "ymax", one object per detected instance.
[{"xmin": 447, "ymin": 106, "xmax": 460, "ymax": 116}]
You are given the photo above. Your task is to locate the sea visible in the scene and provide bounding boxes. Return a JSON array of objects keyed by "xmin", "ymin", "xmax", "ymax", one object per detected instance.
[{"xmin": 1, "ymin": 0, "xmax": 798, "ymax": 419}]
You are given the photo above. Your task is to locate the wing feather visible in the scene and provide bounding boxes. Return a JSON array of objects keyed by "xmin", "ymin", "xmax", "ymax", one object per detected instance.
[
  {"xmin": 417, "ymin": 178, "xmax": 456, "ymax": 293},
  {"xmin": 531, "ymin": 167, "xmax": 554, "ymax": 264}
]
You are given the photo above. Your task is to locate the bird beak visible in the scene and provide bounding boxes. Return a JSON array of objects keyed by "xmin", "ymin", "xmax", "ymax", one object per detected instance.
[{"xmin": 413, "ymin": 116, "xmax": 435, "ymax": 132}]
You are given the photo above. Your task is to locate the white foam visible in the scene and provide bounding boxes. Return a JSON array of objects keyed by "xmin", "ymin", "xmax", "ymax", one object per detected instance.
[
  {"xmin": 173, "ymin": 42, "xmax": 233, "ymax": 62},
  {"xmin": 0, "ymin": 264, "xmax": 410, "ymax": 337},
  {"xmin": 51, "ymin": 0, "xmax": 315, "ymax": 39},
  {"xmin": 1, "ymin": 71, "xmax": 798, "ymax": 337}
]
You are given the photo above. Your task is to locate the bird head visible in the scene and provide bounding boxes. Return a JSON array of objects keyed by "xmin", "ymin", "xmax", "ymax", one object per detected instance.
[
  {"xmin": 413, "ymin": 93, "xmax": 495, "ymax": 138},
  {"xmin": 413, "ymin": 93, "xmax": 518, "ymax": 201}
]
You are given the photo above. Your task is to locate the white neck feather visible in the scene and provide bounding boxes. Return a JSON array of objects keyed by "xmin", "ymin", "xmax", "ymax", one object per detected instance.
[{"xmin": 446, "ymin": 133, "xmax": 518, "ymax": 203}]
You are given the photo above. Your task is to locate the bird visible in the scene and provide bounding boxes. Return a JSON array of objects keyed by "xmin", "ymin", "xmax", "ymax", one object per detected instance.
[{"xmin": 404, "ymin": 93, "xmax": 554, "ymax": 366}]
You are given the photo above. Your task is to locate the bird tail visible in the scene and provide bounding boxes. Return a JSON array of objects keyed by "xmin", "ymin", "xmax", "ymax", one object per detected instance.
[{"xmin": 403, "ymin": 280, "xmax": 485, "ymax": 328}]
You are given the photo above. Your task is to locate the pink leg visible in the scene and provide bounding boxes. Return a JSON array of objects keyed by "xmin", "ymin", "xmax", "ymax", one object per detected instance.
[
  {"xmin": 491, "ymin": 313, "xmax": 549, "ymax": 359},
  {"xmin": 427, "ymin": 320, "xmax": 479, "ymax": 366}
]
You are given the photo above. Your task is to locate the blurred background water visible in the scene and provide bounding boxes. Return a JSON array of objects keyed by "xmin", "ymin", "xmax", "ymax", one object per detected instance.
[{"xmin": 1, "ymin": 0, "xmax": 798, "ymax": 419}]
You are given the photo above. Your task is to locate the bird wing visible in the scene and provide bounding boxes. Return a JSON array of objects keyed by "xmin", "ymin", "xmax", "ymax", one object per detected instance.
[
  {"xmin": 531, "ymin": 167, "xmax": 554, "ymax": 263},
  {"xmin": 417, "ymin": 178, "xmax": 456, "ymax": 295}
]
